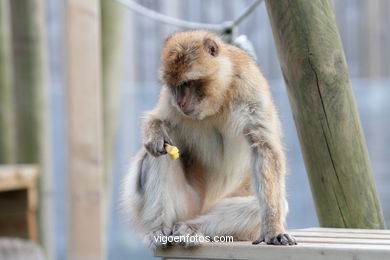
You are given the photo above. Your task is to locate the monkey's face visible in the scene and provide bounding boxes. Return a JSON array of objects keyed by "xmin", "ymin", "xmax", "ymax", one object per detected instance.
[
  {"xmin": 169, "ymin": 79, "xmax": 205, "ymax": 117},
  {"xmin": 161, "ymin": 31, "xmax": 231, "ymax": 120}
]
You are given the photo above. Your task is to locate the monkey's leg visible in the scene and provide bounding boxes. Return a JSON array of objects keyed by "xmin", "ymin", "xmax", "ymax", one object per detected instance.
[
  {"xmin": 175, "ymin": 196, "xmax": 261, "ymax": 243},
  {"xmin": 122, "ymin": 149, "xmax": 193, "ymax": 248},
  {"xmin": 249, "ymin": 138, "xmax": 297, "ymax": 245}
]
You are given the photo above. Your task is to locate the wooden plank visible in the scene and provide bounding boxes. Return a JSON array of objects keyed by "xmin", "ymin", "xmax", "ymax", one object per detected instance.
[
  {"xmin": 154, "ymin": 228, "xmax": 390, "ymax": 259},
  {"xmin": 0, "ymin": 165, "xmax": 39, "ymax": 191},
  {"xmin": 264, "ymin": 0, "xmax": 386, "ymax": 229},
  {"xmin": 154, "ymin": 241, "xmax": 390, "ymax": 260},
  {"xmin": 27, "ymin": 208, "xmax": 38, "ymax": 242},
  {"xmin": 290, "ymin": 231, "xmax": 390, "ymax": 240},
  {"xmin": 0, "ymin": 165, "xmax": 39, "ymax": 241},
  {"xmin": 0, "ymin": 164, "xmax": 39, "ymax": 176},
  {"xmin": 294, "ymin": 236, "xmax": 390, "ymax": 246},
  {"xmin": 66, "ymin": 0, "xmax": 104, "ymax": 259},
  {"xmin": 298, "ymin": 227, "xmax": 390, "ymax": 234}
]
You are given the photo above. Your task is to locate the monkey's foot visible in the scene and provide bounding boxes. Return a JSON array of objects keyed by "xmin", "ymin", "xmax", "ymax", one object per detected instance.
[
  {"xmin": 252, "ymin": 233, "xmax": 297, "ymax": 246},
  {"xmin": 171, "ymin": 223, "xmax": 203, "ymax": 248},
  {"xmin": 144, "ymin": 226, "xmax": 172, "ymax": 249}
]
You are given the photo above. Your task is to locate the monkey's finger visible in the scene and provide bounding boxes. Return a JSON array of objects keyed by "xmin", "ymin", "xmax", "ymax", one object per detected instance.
[
  {"xmin": 267, "ymin": 236, "xmax": 281, "ymax": 245},
  {"xmin": 278, "ymin": 234, "xmax": 288, "ymax": 245},
  {"xmin": 151, "ymin": 138, "xmax": 167, "ymax": 155},
  {"xmin": 156, "ymin": 139, "xmax": 167, "ymax": 154},
  {"xmin": 163, "ymin": 135, "xmax": 173, "ymax": 146},
  {"xmin": 252, "ymin": 239, "xmax": 262, "ymax": 245},
  {"xmin": 284, "ymin": 234, "xmax": 297, "ymax": 245},
  {"xmin": 161, "ymin": 126, "xmax": 173, "ymax": 145},
  {"xmin": 163, "ymin": 139, "xmax": 172, "ymax": 148},
  {"xmin": 144, "ymin": 138, "xmax": 167, "ymax": 157}
]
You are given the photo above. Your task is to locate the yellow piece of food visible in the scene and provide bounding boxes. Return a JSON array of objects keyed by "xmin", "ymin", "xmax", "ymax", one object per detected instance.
[{"xmin": 165, "ymin": 144, "xmax": 180, "ymax": 160}]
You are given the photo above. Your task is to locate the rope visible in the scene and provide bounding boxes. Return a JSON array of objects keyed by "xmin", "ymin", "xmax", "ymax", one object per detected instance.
[
  {"xmin": 115, "ymin": 0, "xmax": 263, "ymax": 33},
  {"xmin": 231, "ymin": 0, "xmax": 264, "ymax": 27}
]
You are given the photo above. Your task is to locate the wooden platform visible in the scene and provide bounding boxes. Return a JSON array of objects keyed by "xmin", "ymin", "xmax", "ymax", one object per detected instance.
[
  {"xmin": 154, "ymin": 227, "xmax": 390, "ymax": 260},
  {"xmin": 0, "ymin": 165, "xmax": 39, "ymax": 241}
]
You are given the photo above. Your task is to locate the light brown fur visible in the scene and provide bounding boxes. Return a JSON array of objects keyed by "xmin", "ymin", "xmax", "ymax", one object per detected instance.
[{"xmin": 122, "ymin": 30, "xmax": 296, "ymax": 248}]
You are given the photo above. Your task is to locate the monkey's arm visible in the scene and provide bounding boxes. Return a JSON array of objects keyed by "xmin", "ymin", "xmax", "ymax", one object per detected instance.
[{"xmin": 244, "ymin": 105, "xmax": 296, "ymax": 245}]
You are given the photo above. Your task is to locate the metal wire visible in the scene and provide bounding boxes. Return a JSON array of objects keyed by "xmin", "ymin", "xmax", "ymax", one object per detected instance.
[{"xmin": 115, "ymin": 0, "xmax": 263, "ymax": 32}]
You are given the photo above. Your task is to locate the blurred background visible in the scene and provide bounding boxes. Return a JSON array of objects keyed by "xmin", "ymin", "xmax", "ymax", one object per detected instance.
[{"xmin": 0, "ymin": 0, "xmax": 389, "ymax": 259}]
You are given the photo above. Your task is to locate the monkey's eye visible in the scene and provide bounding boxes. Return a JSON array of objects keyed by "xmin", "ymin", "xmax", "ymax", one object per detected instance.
[{"xmin": 178, "ymin": 80, "xmax": 191, "ymax": 88}]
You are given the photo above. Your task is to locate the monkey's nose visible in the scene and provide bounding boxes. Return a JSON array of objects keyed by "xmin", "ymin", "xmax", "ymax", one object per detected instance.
[
  {"xmin": 176, "ymin": 86, "xmax": 190, "ymax": 109},
  {"xmin": 178, "ymin": 100, "xmax": 187, "ymax": 109}
]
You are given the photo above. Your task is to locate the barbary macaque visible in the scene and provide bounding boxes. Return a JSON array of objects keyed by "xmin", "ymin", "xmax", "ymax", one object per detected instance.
[{"xmin": 122, "ymin": 30, "xmax": 296, "ymax": 248}]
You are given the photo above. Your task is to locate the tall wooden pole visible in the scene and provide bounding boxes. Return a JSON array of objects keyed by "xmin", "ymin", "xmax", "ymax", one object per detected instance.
[
  {"xmin": 101, "ymin": 1, "xmax": 125, "ymax": 236},
  {"xmin": 10, "ymin": 0, "xmax": 45, "ymax": 164},
  {"xmin": 0, "ymin": 0, "xmax": 16, "ymax": 163},
  {"xmin": 265, "ymin": 0, "xmax": 385, "ymax": 228},
  {"xmin": 101, "ymin": 0, "xmax": 125, "ymax": 182},
  {"xmin": 9, "ymin": 0, "xmax": 54, "ymax": 257},
  {"xmin": 66, "ymin": 0, "xmax": 105, "ymax": 259}
]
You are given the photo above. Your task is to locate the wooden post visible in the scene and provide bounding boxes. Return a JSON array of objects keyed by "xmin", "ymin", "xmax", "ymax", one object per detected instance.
[
  {"xmin": 264, "ymin": 0, "xmax": 386, "ymax": 228},
  {"xmin": 101, "ymin": 2, "xmax": 126, "ymax": 227},
  {"xmin": 66, "ymin": 0, "xmax": 104, "ymax": 259},
  {"xmin": 10, "ymin": 0, "xmax": 44, "ymax": 164},
  {"xmin": 101, "ymin": 0, "xmax": 125, "ymax": 183},
  {"xmin": 9, "ymin": 0, "xmax": 54, "ymax": 257},
  {"xmin": 0, "ymin": 0, "xmax": 16, "ymax": 163}
]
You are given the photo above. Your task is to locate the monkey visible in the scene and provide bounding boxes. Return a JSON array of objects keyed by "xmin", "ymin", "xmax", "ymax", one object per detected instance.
[{"xmin": 121, "ymin": 30, "xmax": 297, "ymax": 248}]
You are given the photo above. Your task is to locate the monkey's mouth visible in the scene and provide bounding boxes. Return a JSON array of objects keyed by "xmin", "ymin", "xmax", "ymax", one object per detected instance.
[
  {"xmin": 173, "ymin": 85, "xmax": 199, "ymax": 117},
  {"xmin": 172, "ymin": 100, "xmax": 199, "ymax": 119},
  {"xmin": 181, "ymin": 107, "xmax": 195, "ymax": 116}
]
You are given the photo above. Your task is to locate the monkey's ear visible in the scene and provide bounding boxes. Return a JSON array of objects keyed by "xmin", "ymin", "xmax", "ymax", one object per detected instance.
[{"xmin": 204, "ymin": 38, "xmax": 219, "ymax": 57}]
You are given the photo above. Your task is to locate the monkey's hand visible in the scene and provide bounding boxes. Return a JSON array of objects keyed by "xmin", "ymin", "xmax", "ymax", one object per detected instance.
[
  {"xmin": 253, "ymin": 232, "xmax": 297, "ymax": 246},
  {"xmin": 143, "ymin": 119, "xmax": 173, "ymax": 157}
]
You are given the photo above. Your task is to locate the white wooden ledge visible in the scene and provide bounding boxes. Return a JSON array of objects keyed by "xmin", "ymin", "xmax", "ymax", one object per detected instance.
[{"xmin": 154, "ymin": 227, "xmax": 390, "ymax": 260}]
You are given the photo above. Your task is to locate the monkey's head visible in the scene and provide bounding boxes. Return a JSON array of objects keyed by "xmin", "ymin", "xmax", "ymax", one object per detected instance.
[{"xmin": 160, "ymin": 31, "xmax": 233, "ymax": 120}]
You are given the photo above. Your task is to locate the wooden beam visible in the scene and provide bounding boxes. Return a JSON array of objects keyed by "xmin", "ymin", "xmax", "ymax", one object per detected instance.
[
  {"xmin": 10, "ymin": 0, "xmax": 45, "ymax": 164},
  {"xmin": 264, "ymin": 0, "xmax": 385, "ymax": 228},
  {"xmin": 101, "ymin": 0, "xmax": 125, "ymax": 183},
  {"xmin": 66, "ymin": 0, "xmax": 104, "ymax": 259},
  {"xmin": 0, "ymin": 0, "xmax": 16, "ymax": 163},
  {"xmin": 100, "ymin": 0, "xmax": 126, "ymax": 221},
  {"xmin": 9, "ymin": 0, "xmax": 54, "ymax": 257},
  {"xmin": 154, "ymin": 228, "xmax": 390, "ymax": 260},
  {"xmin": 0, "ymin": 165, "xmax": 40, "ymax": 241}
]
